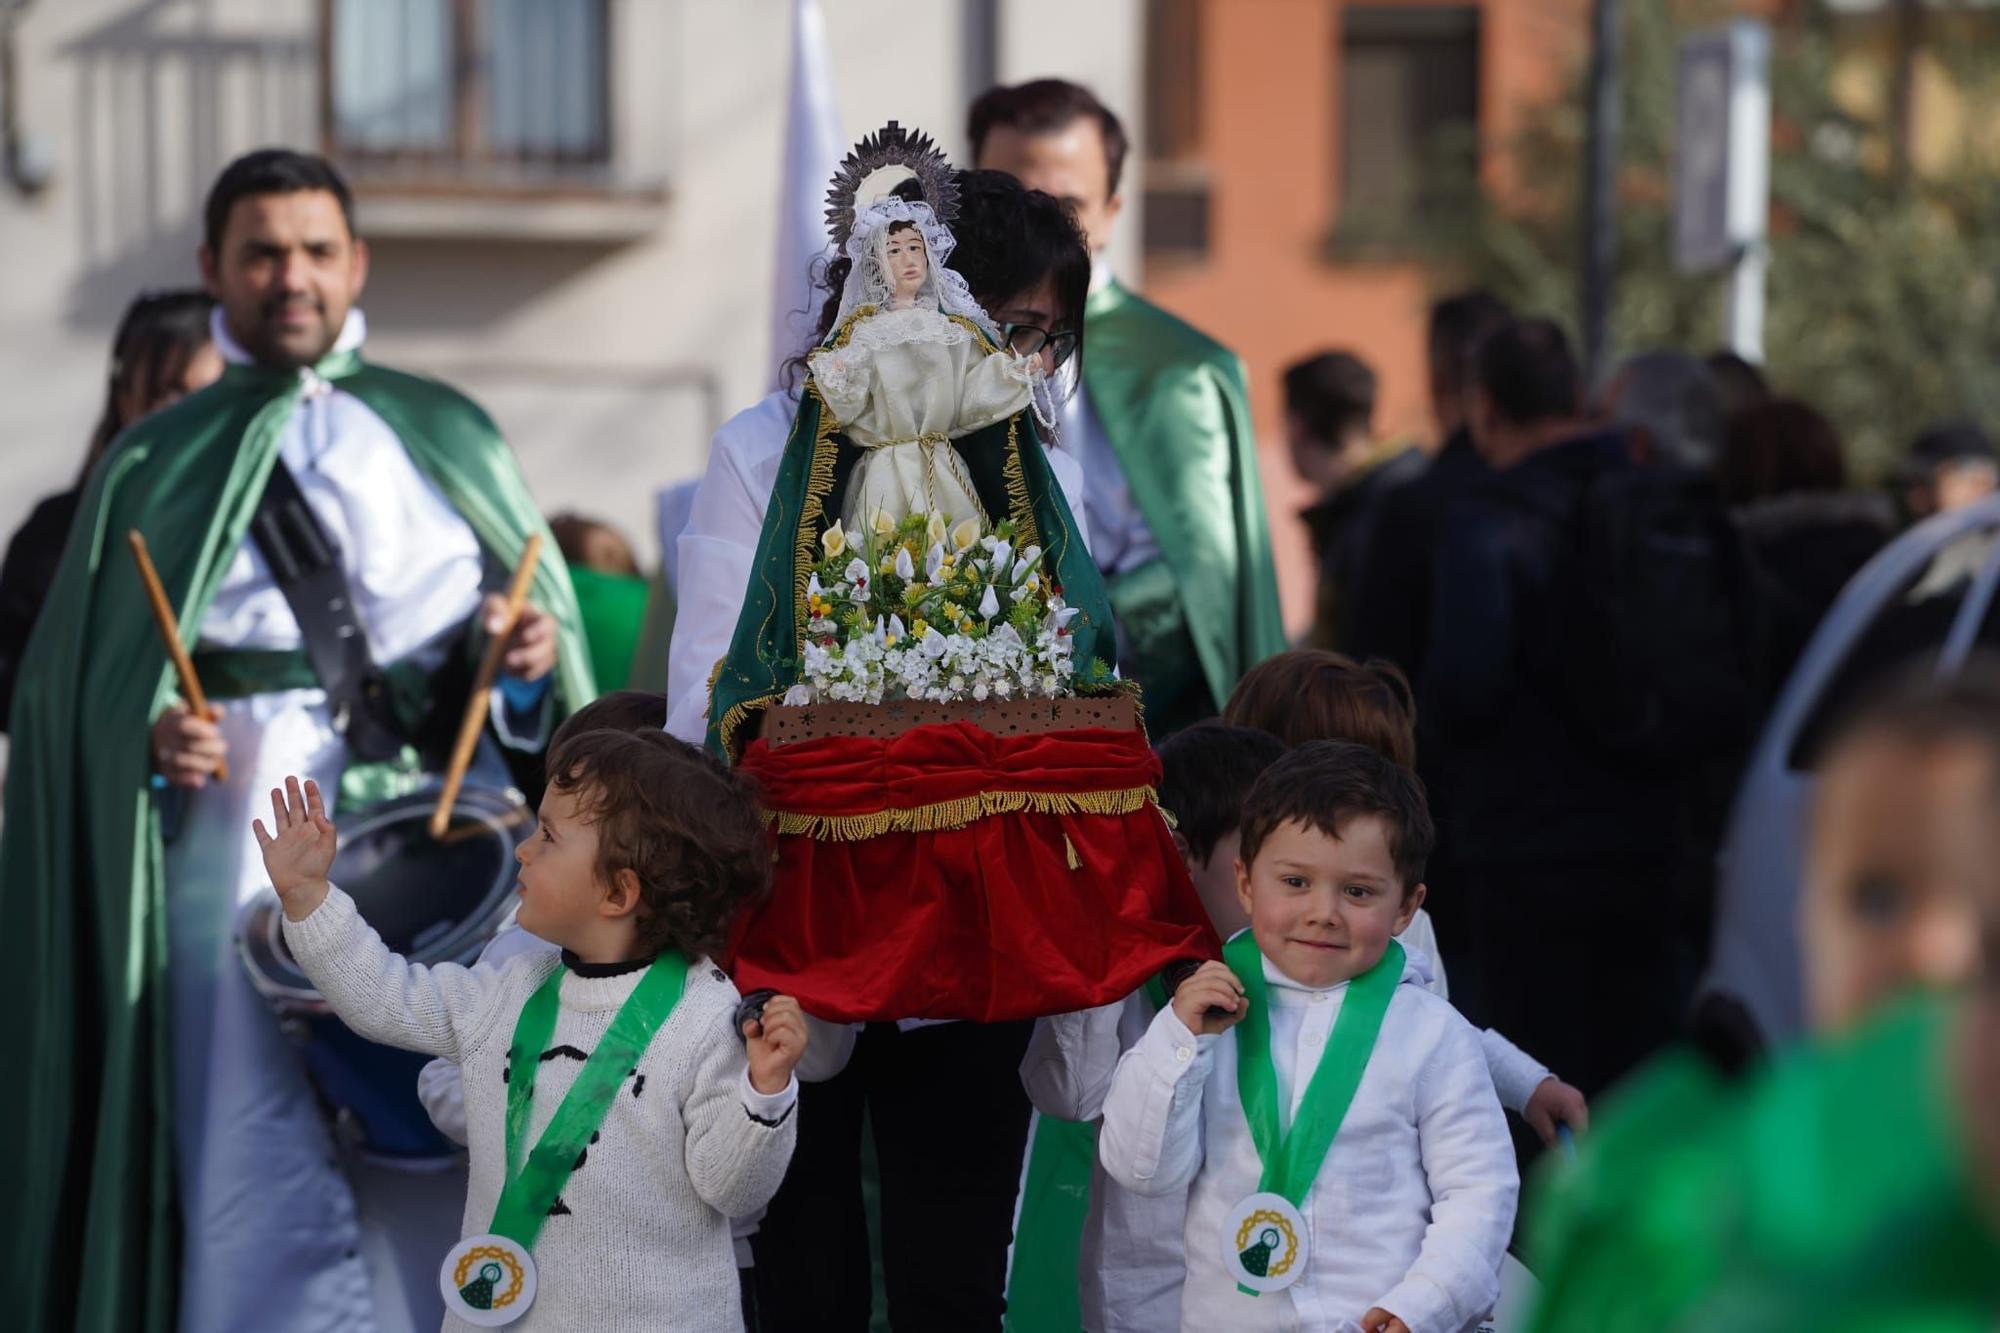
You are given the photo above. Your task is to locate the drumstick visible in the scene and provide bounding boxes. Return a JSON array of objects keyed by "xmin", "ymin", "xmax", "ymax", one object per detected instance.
[
  {"xmin": 128, "ymin": 530, "xmax": 229, "ymax": 782},
  {"xmin": 431, "ymin": 534, "xmax": 543, "ymax": 838}
]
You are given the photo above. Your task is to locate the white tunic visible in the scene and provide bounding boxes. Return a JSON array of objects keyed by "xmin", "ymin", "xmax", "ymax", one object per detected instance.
[
  {"xmin": 808, "ymin": 305, "xmax": 1036, "ymax": 533},
  {"xmin": 167, "ymin": 309, "xmax": 532, "ymax": 1333},
  {"xmin": 1097, "ymin": 943, "xmax": 1518, "ymax": 1333}
]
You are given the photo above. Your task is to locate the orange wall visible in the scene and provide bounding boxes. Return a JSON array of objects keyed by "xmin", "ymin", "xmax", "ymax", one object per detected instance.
[{"xmin": 1142, "ymin": 0, "xmax": 1587, "ymax": 635}]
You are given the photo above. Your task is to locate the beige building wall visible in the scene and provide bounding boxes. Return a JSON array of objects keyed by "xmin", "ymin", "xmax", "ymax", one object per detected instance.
[{"xmin": 0, "ymin": 0, "xmax": 1112, "ymax": 566}]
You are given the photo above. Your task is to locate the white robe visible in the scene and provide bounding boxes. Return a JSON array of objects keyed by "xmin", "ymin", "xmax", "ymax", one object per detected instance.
[
  {"xmin": 168, "ymin": 309, "xmax": 534, "ymax": 1333},
  {"xmin": 807, "ymin": 305, "xmax": 1036, "ymax": 534}
]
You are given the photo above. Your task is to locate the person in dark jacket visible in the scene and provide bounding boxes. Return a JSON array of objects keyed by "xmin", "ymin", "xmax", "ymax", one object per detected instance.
[
  {"xmin": 1283, "ymin": 350, "xmax": 1425, "ymax": 649},
  {"xmin": 1343, "ymin": 292, "xmax": 1512, "ymax": 980},
  {"xmin": 1344, "ymin": 291, "xmax": 1513, "ymax": 681},
  {"xmin": 1423, "ymin": 318, "xmax": 1690, "ymax": 1102},
  {"xmin": 1717, "ymin": 398, "xmax": 1894, "ymax": 690},
  {"xmin": 0, "ymin": 290, "xmax": 220, "ymax": 729}
]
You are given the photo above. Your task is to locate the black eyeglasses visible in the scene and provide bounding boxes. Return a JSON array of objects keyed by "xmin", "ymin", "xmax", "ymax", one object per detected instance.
[{"xmin": 1001, "ymin": 323, "xmax": 1080, "ymax": 368}]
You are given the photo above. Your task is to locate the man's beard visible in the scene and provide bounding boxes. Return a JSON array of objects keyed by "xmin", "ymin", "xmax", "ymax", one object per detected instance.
[{"xmin": 244, "ymin": 295, "xmax": 337, "ymax": 368}]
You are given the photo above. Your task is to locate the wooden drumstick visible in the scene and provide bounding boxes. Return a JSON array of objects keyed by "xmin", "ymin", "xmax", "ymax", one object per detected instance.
[
  {"xmin": 431, "ymin": 534, "xmax": 543, "ymax": 839},
  {"xmin": 128, "ymin": 530, "xmax": 229, "ymax": 782}
]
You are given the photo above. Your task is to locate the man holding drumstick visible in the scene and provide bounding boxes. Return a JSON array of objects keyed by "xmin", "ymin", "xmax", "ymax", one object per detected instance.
[{"xmin": 0, "ymin": 150, "xmax": 591, "ymax": 1333}]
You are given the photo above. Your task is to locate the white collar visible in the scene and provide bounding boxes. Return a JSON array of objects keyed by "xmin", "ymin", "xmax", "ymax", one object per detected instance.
[
  {"xmin": 211, "ymin": 305, "xmax": 368, "ymax": 369},
  {"xmin": 1088, "ymin": 258, "xmax": 1114, "ymax": 295}
]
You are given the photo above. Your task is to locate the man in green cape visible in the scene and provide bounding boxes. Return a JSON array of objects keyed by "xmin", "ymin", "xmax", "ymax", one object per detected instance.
[
  {"xmin": 972, "ymin": 78, "xmax": 1286, "ymax": 738},
  {"xmin": 969, "ymin": 79, "xmax": 1285, "ymax": 1333},
  {"xmin": 0, "ymin": 149, "xmax": 592, "ymax": 1333}
]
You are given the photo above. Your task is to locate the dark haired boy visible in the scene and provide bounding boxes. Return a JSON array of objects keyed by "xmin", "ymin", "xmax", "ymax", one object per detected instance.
[
  {"xmin": 257, "ymin": 729, "xmax": 802, "ymax": 1329},
  {"xmin": 1100, "ymin": 742, "xmax": 1516, "ymax": 1333}
]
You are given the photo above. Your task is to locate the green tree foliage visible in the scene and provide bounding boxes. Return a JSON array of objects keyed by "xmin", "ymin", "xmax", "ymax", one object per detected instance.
[{"xmin": 1401, "ymin": 1, "xmax": 2000, "ymax": 476}]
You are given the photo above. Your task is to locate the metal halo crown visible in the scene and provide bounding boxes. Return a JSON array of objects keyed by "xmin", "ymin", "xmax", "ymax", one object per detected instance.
[{"xmin": 823, "ymin": 120, "xmax": 959, "ymax": 251}]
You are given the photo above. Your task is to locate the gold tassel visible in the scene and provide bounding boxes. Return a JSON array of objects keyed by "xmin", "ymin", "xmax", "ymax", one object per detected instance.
[
  {"xmin": 1064, "ymin": 833, "xmax": 1082, "ymax": 871},
  {"xmin": 762, "ymin": 785, "xmax": 1159, "ymax": 842}
]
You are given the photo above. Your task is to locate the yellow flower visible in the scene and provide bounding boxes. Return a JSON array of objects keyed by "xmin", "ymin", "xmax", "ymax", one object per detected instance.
[
  {"xmin": 821, "ymin": 520, "xmax": 847, "ymax": 558},
  {"xmin": 926, "ymin": 513, "xmax": 950, "ymax": 548},
  {"xmin": 911, "ymin": 617, "xmax": 929, "ymax": 636},
  {"xmin": 879, "ymin": 555, "xmax": 895, "ymax": 575},
  {"xmin": 951, "ymin": 517, "xmax": 981, "ymax": 551}
]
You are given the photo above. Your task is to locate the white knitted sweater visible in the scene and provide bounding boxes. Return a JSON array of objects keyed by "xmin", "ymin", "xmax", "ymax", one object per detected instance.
[{"xmin": 284, "ymin": 887, "xmax": 797, "ymax": 1332}]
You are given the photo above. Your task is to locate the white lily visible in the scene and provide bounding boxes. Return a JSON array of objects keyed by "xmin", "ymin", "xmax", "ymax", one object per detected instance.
[
  {"xmin": 887, "ymin": 613, "xmax": 906, "ymax": 644},
  {"xmin": 921, "ymin": 626, "xmax": 949, "ymax": 658},
  {"xmin": 951, "ymin": 517, "xmax": 981, "ymax": 551},
  {"xmin": 979, "ymin": 584, "xmax": 1000, "ymax": 620},
  {"xmin": 893, "ymin": 545, "xmax": 915, "ymax": 580},
  {"xmin": 807, "ymin": 572, "xmax": 824, "ymax": 599},
  {"xmin": 927, "ymin": 512, "xmax": 950, "ymax": 548},
  {"xmin": 871, "ymin": 508, "xmax": 897, "ymax": 537},
  {"xmin": 821, "ymin": 519, "xmax": 847, "ymax": 558},
  {"xmin": 926, "ymin": 542, "xmax": 947, "ymax": 579}
]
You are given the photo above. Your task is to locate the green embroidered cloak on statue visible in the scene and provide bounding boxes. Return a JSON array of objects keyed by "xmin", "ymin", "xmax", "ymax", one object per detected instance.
[
  {"xmin": 705, "ymin": 313, "xmax": 1119, "ymax": 757},
  {"xmin": 1082, "ymin": 280, "xmax": 1286, "ymax": 731},
  {"xmin": 0, "ymin": 352, "xmax": 593, "ymax": 1332}
]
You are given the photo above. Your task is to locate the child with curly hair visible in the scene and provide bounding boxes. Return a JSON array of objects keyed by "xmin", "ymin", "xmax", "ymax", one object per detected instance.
[{"xmin": 255, "ymin": 726, "xmax": 804, "ymax": 1330}]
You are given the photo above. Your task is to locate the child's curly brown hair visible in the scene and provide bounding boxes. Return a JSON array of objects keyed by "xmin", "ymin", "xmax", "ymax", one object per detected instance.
[{"xmin": 544, "ymin": 727, "xmax": 770, "ymax": 962}]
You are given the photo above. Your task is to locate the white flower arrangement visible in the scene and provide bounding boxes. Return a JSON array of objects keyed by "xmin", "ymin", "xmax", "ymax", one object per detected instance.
[{"xmin": 782, "ymin": 509, "xmax": 1103, "ymax": 707}]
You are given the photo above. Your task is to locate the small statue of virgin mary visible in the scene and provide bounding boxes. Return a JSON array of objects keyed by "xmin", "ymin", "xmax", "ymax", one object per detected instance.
[{"xmin": 807, "ymin": 155, "xmax": 1041, "ymax": 533}]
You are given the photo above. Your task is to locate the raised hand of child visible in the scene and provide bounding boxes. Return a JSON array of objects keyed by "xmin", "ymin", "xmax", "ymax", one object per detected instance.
[
  {"xmin": 1523, "ymin": 1075, "xmax": 1590, "ymax": 1146},
  {"xmin": 252, "ymin": 776, "xmax": 338, "ymax": 921},
  {"xmin": 743, "ymin": 994, "xmax": 809, "ymax": 1094},
  {"xmin": 1171, "ymin": 960, "xmax": 1247, "ymax": 1036},
  {"xmin": 1357, "ymin": 1308, "xmax": 1411, "ymax": 1333}
]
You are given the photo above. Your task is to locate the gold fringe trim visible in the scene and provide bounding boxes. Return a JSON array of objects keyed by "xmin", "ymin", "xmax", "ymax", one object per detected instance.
[
  {"xmin": 719, "ymin": 691, "xmax": 780, "ymax": 762},
  {"xmin": 763, "ymin": 784, "xmax": 1159, "ymax": 842},
  {"xmin": 1000, "ymin": 415, "xmax": 1041, "ymax": 551},
  {"xmin": 794, "ymin": 307, "xmax": 875, "ymax": 634}
]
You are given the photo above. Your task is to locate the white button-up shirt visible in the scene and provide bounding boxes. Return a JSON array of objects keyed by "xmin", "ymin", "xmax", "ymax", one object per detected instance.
[
  {"xmin": 1098, "ymin": 941, "xmax": 1518, "ymax": 1333},
  {"xmin": 1023, "ymin": 914, "xmax": 1545, "ymax": 1333}
]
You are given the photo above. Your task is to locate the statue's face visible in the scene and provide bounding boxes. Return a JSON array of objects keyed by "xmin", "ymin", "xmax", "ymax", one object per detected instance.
[{"xmin": 885, "ymin": 226, "xmax": 928, "ymax": 299}]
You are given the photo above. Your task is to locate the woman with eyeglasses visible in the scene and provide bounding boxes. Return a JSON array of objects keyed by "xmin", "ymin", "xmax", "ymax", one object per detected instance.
[
  {"xmin": 649, "ymin": 168, "xmax": 1091, "ymax": 1333},
  {"xmin": 0, "ymin": 289, "xmax": 221, "ymax": 731}
]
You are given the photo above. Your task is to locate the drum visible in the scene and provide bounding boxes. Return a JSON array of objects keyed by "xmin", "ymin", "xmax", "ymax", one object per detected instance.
[{"xmin": 237, "ymin": 786, "xmax": 531, "ymax": 1166}]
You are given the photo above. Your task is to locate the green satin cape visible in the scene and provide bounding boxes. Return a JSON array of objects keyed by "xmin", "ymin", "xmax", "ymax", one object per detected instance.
[
  {"xmin": 0, "ymin": 352, "xmax": 593, "ymax": 1332},
  {"xmin": 705, "ymin": 314, "xmax": 1118, "ymax": 757},
  {"xmin": 1082, "ymin": 281, "xmax": 1286, "ymax": 721}
]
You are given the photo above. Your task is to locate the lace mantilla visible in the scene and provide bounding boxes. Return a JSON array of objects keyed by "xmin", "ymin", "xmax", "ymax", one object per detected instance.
[{"xmin": 831, "ymin": 199, "xmax": 993, "ymax": 339}]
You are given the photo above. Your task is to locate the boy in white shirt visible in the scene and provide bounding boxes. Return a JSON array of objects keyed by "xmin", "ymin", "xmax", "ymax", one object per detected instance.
[
  {"xmin": 1021, "ymin": 723, "xmax": 1572, "ymax": 1332},
  {"xmin": 1099, "ymin": 741, "xmax": 1517, "ymax": 1332},
  {"xmin": 253, "ymin": 726, "xmax": 807, "ymax": 1330}
]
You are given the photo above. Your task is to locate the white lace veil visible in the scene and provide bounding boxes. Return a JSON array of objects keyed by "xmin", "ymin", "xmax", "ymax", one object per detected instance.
[{"xmin": 831, "ymin": 198, "xmax": 994, "ymax": 336}]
